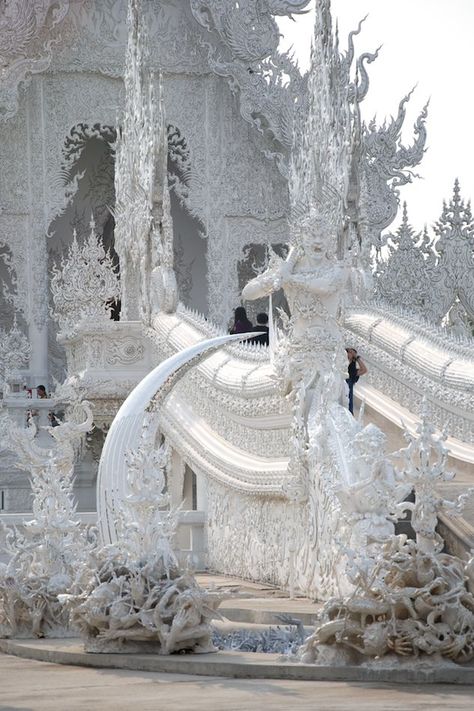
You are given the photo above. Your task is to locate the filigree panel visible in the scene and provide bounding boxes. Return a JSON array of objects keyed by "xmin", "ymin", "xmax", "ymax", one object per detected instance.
[
  {"xmin": 51, "ymin": 219, "xmax": 120, "ymax": 335},
  {"xmin": 41, "ymin": 73, "xmax": 121, "ymax": 226},
  {"xmin": 52, "ymin": 0, "xmax": 209, "ymax": 77},
  {"xmin": 205, "ymin": 476, "xmax": 344, "ymax": 599},
  {"xmin": 0, "ymin": 317, "xmax": 31, "ymax": 386},
  {"xmin": 189, "ymin": 0, "xmax": 310, "ymax": 174},
  {"xmin": 0, "ymin": 214, "xmax": 29, "ymax": 320},
  {"xmin": 0, "ymin": 1, "xmax": 70, "ymax": 121}
]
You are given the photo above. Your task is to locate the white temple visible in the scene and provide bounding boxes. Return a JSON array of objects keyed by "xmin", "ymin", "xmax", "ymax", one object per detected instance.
[{"xmin": 0, "ymin": 0, "xmax": 474, "ymax": 668}]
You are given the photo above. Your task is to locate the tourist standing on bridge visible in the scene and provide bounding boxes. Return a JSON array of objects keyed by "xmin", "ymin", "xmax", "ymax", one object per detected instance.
[{"xmin": 346, "ymin": 347, "xmax": 367, "ymax": 415}]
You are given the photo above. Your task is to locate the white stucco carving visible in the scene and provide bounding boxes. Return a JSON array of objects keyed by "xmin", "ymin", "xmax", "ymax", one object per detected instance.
[
  {"xmin": 190, "ymin": 0, "xmax": 310, "ymax": 174},
  {"xmin": 0, "ymin": 1, "xmax": 70, "ymax": 121},
  {"xmin": 0, "ymin": 0, "xmax": 473, "ymax": 668},
  {"xmin": 0, "ymin": 317, "xmax": 30, "ymax": 391},
  {"xmin": 374, "ymin": 182, "xmax": 474, "ymax": 333},
  {"xmin": 113, "ymin": 0, "xmax": 179, "ymax": 323},
  {"xmin": 97, "ymin": 331, "xmax": 257, "ymax": 545},
  {"xmin": 358, "ymin": 94, "xmax": 428, "ymax": 269},
  {"xmin": 300, "ymin": 412, "xmax": 474, "ymax": 665},
  {"xmin": 50, "ymin": 217, "xmax": 120, "ymax": 336},
  {"xmin": 63, "ymin": 410, "xmax": 222, "ymax": 654},
  {"xmin": 0, "ymin": 400, "xmax": 95, "ymax": 638}
]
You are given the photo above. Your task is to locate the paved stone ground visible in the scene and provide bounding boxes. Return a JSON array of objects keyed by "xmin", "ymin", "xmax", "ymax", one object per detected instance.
[{"xmin": 0, "ymin": 653, "xmax": 472, "ymax": 711}]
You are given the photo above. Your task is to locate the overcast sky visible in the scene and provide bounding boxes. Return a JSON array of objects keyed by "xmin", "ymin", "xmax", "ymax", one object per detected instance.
[{"xmin": 278, "ymin": 0, "xmax": 473, "ymax": 234}]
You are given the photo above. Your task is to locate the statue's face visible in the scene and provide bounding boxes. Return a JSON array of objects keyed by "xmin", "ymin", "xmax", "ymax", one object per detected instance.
[
  {"xmin": 353, "ymin": 425, "xmax": 387, "ymax": 467},
  {"xmin": 300, "ymin": 223, "xmax": 330, "ymax": 258}
]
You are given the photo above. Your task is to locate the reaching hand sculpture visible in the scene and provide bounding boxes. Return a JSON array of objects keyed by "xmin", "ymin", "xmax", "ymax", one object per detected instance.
[{"xmin": 62, "ymin": 419, "xmax": 223, "ymax": 654}]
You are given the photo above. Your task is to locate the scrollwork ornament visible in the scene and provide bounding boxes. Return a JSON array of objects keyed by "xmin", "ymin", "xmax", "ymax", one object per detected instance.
[{"xmin": 0, "ymin": 1, "xmax": 70, "ymax": 121}]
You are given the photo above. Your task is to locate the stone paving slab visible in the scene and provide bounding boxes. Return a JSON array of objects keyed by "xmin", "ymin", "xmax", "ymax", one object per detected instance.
[
  {"xmin": 218, "ymin": 597, "xmax": 322, "ymax": 626},
  {"xmin": 195, "ymin": 573, "xmax": 285, "ymax": 595},
  {"xmin": 1, "ymin": 638, "xmax": 473, "ymax": 686},
  {"xmin": 196, "ymin": 572, "xmax": 323, "ymax": 624},
  {"xmin": 1, "ymin": 654, "xmax": 473, "ymax": 711}
]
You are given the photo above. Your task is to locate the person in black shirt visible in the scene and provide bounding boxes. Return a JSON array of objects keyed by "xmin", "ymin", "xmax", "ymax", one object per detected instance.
[
  {"xmin": 251, "ymin": 313, "xmax": 269, "ymax": 346},
  {"xmin": 346, "ymin": 347, "xmax": 367, "ymax": 415}
]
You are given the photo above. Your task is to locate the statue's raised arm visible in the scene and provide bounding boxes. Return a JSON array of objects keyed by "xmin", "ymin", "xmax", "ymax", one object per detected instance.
[{"xmin": 242, "ymin": 246, "xmax": 298, "ymax": 301}]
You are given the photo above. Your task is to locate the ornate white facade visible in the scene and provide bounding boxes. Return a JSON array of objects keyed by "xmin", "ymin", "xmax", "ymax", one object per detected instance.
[{"xmin": 0, "ymin": 0, "xmax": 473, "ymax": 630}]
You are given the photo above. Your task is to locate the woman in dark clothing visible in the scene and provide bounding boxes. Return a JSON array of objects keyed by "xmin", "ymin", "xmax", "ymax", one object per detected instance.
[{"xmin": 230, "ymin": 306, "xmax": 253, "ymax": 334}]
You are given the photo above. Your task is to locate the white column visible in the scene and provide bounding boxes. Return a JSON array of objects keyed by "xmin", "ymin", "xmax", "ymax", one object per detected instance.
[
  {"xmin": 168, "ymin": 448, "xmax": 185, "ymax": 509},
  {"xmin": 196, "ymin": 472, "xmax": 208, "ymax": 513},
  {"xmin": 25, "ymin": 77, "xmax": 49, "ymax": 389},
  {"xmin": 28, "ymin": 320, "xmax": 48, "ymax": 386}
]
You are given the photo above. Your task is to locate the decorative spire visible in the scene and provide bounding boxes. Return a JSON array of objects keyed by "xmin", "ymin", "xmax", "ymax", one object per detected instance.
[
  {"xmin": 289, "ymin": 0, "xmax": 352, "ymax": 252},
  {"xmin": 113, "ymin": 0, "xmax": 174, "ymax": 322},
  {"xmin": 435, "ymin": 179, "xmax": 474, "ymax": 235},
  {"xmin": 374, "ymin": 202, "xmax": 432, "ymax": 312},
  {"xmin": 401, "ymin": 200, "xmax": 409, "ymax": 225},
  {"xmin": 395, "ymin": 403, "xmax": 474, "ymax": 553},
  {"xmin": 428, "ymin": 180, "xmax": 474, "ymax": 325},
  {"xmin": 50, "ymin": 219, "xmax": 120, "ymax": 335}
]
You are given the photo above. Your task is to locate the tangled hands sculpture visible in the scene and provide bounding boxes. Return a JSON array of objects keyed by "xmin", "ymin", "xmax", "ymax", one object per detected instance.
[
  {"xmin": 66, "ymin": 557, "xmax": 222, "ymax": 654},
  {"xmin": 300, "ymin": 536, "xmax": 474, "ymax": 665},
  {"xmin": 299, "ymin": 412, "xmax": 474, "ymax": 666},
  {"xmin": 62, "ymin": 419, "xmax": 223, "ymax": 654}
]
